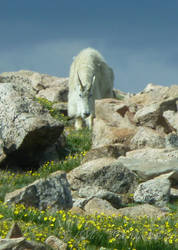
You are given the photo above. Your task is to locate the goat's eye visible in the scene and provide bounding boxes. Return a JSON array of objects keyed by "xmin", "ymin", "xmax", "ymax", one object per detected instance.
[{"xmin": 79, "ymin": 94, "xmax": 82, "ymax": 97}]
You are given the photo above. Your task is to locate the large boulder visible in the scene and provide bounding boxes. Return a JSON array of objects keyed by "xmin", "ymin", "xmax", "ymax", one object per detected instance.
[
  {"xmin": 129, "ymin": 84, "xmax": 178, "ymax": 131},
  {"xmin": 67, "ymin": 157, "xmax": 138, "ymax": 194},
  {"xmin": 5, "ymin": 171, "xmax": 72, "ymax": 211},
  {"xmin": 129, "ymin": 84, "xmax": 178, "ymax": 107},
  {"xmin": 134, "ymin": 172, "xmax": 173, "ymax": 206},
  {"xmin": 93, "ymin": 118, "xmax": 136, "ymax": 148},
  {"xmin": 92, "ymin": 98, "xmax": 137, "ymax": 148},
  {"xmin": 0, "ymin": 72, "xmax": 34, "ymax": 93},
  {"xmin": 130, "ymin": 127, "xmax": 165, "ymax": 149},
  {"xmin": 36, "ymin": 84, "xmax": 68, "ymax": 103},
  {"xmin": 0, "ymin": 82, "xmax": 64, "ymax": 168},
  {"xmin": 92, "ymin": 85, "xmax": 178, "ymax": 149},
  {"xmin": 0, "ymin": 70, "xmax": 69, "ymax": 102}
]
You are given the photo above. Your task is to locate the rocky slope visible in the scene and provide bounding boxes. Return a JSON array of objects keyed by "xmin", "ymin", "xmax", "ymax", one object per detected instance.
[{"xmin": 0, "ymin": 70, "xmax": 177, "ymax": 249}]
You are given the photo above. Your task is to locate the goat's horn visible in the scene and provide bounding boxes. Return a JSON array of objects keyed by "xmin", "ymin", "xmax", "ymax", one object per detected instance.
[
  {"xmin": 88, "ymin": 75, "xmax": 95, "ymax": 92},
  {"xmin": 92, "ymin": 75, "xmax": 96, "ymax": 85},
  {"xmin": 77, "ymin": 72, "xmax": 84, "ymax": 90}
]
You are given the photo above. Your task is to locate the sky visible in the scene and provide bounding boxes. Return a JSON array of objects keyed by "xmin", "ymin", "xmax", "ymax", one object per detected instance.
[{"xmin": 1, "ymin": 0, "xmax": 178, "ymax": 93}]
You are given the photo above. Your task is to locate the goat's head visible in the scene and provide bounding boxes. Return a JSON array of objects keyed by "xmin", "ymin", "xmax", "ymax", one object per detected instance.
[{"xmin": 77, "ymin": 72, "xmax": 95, "ymax": 118}]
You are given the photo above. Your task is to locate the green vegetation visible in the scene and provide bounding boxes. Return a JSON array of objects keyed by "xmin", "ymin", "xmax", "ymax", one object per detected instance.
[
  {"xmin": 36, "ymin": 97, "xmax": 69, "ymax": 125},
  {"xmin": 0, "ymin": 202, "xmax": 177, "ymax": 249},
  {"xmin": 0, "ymin": 98, "xmax": 177, "ymax": 249},
  {"xmin": 65, "ymin": 127, "xmax": 92, "ymax": 154}
]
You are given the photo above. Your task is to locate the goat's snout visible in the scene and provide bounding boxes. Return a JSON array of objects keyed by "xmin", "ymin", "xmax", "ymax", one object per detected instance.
[{"xmin": 84, "ymin": 112, "xmax": 90, "ymax": 118}]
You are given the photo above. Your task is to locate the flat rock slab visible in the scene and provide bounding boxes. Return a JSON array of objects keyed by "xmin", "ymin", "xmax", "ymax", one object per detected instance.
[
  {"xmin": 117, "ymin": 148, "xmax": 178, "ymax": 181},
  {"xmin": 84, "ymin": 198, "xmax": 167, "ymax": 218},
  {"xmin": 117, "ymin": 204, "xmax": 167, "ymax": 218}
]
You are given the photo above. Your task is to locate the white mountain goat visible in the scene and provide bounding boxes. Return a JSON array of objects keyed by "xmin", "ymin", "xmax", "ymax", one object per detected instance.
[{"xmin": 68, "ymin": 48, "xmax": 114, "ymax": 129}]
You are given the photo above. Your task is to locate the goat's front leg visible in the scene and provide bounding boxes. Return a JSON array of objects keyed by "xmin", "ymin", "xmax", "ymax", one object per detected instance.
[
  {"xmin": 75, "ymin": 117, "xmax": 83, "ymax": 130},
  {"xmin": 85, "ymin": 114, "xmax": 94, "ymax": 129}
]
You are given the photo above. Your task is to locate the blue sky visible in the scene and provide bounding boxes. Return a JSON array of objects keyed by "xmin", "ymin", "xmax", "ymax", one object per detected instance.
[{"xmin": 1, "ymin": 0, "xmax": 178, "ymax": 93}]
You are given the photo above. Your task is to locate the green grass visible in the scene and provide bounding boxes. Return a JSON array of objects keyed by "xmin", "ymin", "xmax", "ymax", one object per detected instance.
[
  {"xmin": 0, "ymin": 126, "xmax": 91, "ymax": 201},
  {"xmin": 0, "ymin": 97, "xmax": 177, "ymax": 249},
  {"xmin": 0, "ymin": 203, "xmax": 177, "ymax": 249},
  {"xmin": 64, "ymin": 127, "xmax": 92, "ymax": 154},
  {"xmin": 168, "ymin": 199, "xmax": 178, "ymax": 213}
]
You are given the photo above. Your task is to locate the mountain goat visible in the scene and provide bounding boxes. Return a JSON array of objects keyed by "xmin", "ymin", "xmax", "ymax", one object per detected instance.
[{"xmin": 68, "ymin": 48, "xmax": 114, "ymax": 129}]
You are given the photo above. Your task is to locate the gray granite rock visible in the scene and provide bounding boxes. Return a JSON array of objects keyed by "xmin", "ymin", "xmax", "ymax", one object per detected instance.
[
  {"xmin": 134, "ymin": 172, "xmax": 173, "ymax": 206},
  {"xmin": 67, "ymin": 158, "xmax": 138, "ymax": 194},
  {"xmin": 0, "ymin": 82, "xmax": 63, "ymax": 168},
  {"xmin": 5, "ymin": 171, "xmax": 72, "ymax": 211}
]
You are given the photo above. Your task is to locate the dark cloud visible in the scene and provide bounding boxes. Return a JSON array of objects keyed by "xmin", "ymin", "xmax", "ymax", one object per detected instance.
[{"xmin": 0, "ymin": 0, "xmax": 178, "ymax": 92}]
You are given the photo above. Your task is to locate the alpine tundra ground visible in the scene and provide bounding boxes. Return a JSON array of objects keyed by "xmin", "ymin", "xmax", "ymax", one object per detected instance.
[{"xmin": 0, "ymin": 98, "xmax": 177, "ymax": 250}]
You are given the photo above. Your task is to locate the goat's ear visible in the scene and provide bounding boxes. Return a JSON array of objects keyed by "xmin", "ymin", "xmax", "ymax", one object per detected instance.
[{"xmin": 77, "ymin": 72, "xmax": 84, "ymax": 91}]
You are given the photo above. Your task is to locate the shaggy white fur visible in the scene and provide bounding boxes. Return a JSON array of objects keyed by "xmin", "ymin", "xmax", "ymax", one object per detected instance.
[{"xmin": 68, "ymin": 48, "xmax": 114, "ymax": 129}]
